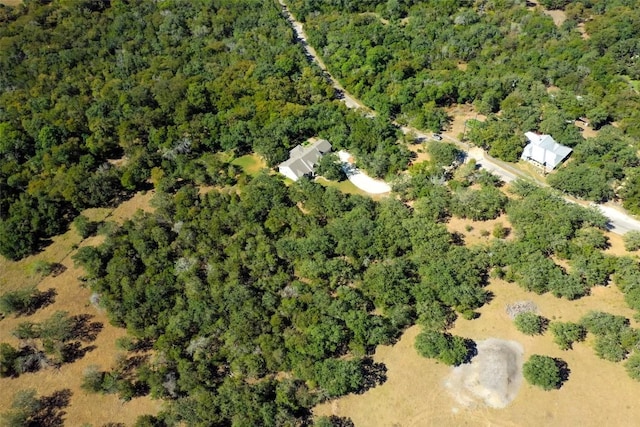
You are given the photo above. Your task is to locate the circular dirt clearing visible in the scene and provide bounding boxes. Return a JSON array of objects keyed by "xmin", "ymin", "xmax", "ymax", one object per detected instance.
[{"xmin": 445, "ymin": 338, "xmax": 524, "ymax": 409}]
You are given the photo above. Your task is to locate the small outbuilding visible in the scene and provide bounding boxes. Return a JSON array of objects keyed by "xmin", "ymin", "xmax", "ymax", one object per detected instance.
[
  {"xmin": 521, "ymin": 132, "xmax": 572, "ymax": 172},
  {"xmin": 278, "ymin": 139, "xmax": 332, "ymax": 181}
]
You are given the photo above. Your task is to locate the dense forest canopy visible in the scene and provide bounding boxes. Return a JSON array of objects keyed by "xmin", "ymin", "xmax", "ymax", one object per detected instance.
[
  {"xmin": 0, "ymin": 0, "xmax": 409, "ymax": 260},
  {"xmin": 288, "ymin": 0, "xmax": 640, "ymax": 211}
]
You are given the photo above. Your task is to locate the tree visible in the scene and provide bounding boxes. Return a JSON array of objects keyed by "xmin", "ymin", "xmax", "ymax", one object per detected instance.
[
  {"xmin": 514, "ymin": 312, "xmax": 547, "ymax": 335},
  {"xmin": 2, "ymin": 389, "xmax": 42, "ymax": 427},
  {"xmin": 550, "ymin": 322, "xmax": 586, "ymax": 350},
  {"xmin": 73, "ymin": 215, "xmax": 99, "ymax": 239},
  {"xmin": 81, "ymin": 365, "xmax": 105, "ymax": 393},
  {"xmin": 313, "ymin": 359, "xmax": 364, "ymax": 398},
  {"xmin": 522, "ymin": 355, "xmax": 567, "ymax": 390},
  {"xmin": 581, "ymin": 311, "xmax": 629, "ymax": 336},
  {"xmin": 414, "ymin": 330, "xmax": 474, "ymax": 366},
  {"xmin": 594, "ymin": 333, "xmax": 628, "ymax": 362},
  {"xmin": 316, "ymin": 153, "xmax": 346, "ymax": 181},
  {"xmin": 0, "ymin": 287, "xmax": 39, "ymax": 316}
]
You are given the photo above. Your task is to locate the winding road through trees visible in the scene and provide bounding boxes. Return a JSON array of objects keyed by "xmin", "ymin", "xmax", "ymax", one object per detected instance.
[{"xmin": 278, "ymin": 1, "xmax": 640, "ymax": 235}]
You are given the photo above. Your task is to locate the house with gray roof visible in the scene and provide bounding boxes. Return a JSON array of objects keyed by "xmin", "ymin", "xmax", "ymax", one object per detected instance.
[
  {"xmin": 278, "ymin": 139, "xmax": 332, "ymax": 181},
  {"xmin": 521, "ymin": 132, "xmax": 572, "ymax": 172}
]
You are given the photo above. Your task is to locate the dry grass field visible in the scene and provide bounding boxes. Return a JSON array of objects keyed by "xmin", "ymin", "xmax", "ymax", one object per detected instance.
[
  {"xmin": 315, "ymin": 277, "xmax": 640, "ymax": 427},
  {"xmin": 315, "ymin": 215, "xmax": 640, "ymax": 427},
  {"xmin": 0, "ymin": 191, "xmax": 161, "ymax": 425}
]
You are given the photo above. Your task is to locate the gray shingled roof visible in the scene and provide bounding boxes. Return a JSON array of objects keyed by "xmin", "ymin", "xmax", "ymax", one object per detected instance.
[{"xmin": 278, "ymin": 139, "xmax": 332, "ymax": 180}]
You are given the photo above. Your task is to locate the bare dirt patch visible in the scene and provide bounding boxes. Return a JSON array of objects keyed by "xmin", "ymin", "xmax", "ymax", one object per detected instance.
[
  {"xmin": 445, "ymin": 339, "xmax": 524, "ymax": 409},
  {"xmin": 0, "ymin": 192, "xmax": 161, "ymax": 425},
  {"xmin": 575, "ymin": 120, "xmax": 599, "ymax": 139},
  {"xmin": 444, "ymin": 104, "xmax": 486, "ymax": 141},
  {"xmin": 527, "ymin": 0, "xmax": 567, "ymax": 27},
  {"xmin": 446, "ymin": 214, "xmax": 513, "ymax": 246}
]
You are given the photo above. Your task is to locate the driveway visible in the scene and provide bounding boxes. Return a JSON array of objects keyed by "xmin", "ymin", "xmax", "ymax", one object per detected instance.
[{"xmin": 338, "ymin": 151, "xmax": 391, "ymax": 194}]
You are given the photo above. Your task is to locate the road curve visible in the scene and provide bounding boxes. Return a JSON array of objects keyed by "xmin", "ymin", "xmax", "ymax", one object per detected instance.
[{"xmin": 278, "ymin": 0, "xmax": 640, "ymax": 235}]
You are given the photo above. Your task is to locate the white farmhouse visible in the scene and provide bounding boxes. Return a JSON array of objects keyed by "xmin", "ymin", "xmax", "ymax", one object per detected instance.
[
  {"xmin": 521, "ymin": 132, "xmax": 572, "ymax": 172},
  {"xmin": 278, "ymin": 139, "xmax": 332, "ymax": 181}
]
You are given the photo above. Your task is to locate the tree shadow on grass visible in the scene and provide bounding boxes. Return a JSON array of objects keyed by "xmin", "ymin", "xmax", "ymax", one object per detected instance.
[
  {"xmin": 62, "ymin": 342, "xmax": 97, "ymax": 364},
  {"xmin": 463, "ymin": 338, "xmax": 479, "ymax": 364},
  {"xmin": 27, "ymin": 288, "xmax": 58, "ymax": 315},
  {"xmin": 33, "ymin": 388, "xmax": 73, "ymax": 427},
  {"xmin": 554, "ymin": 358, "xmax": 571, "ymax": 388},
  {"xmin": 70, "ymin": 313, "xmax": 103, "ymax": 342},
  {"xmin": 358, "ymin": 357, "xmax": 387, "ymax": 394}
]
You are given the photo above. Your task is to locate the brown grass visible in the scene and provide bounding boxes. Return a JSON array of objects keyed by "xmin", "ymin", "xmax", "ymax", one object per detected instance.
[
  {"xmin": 0, "ymin": 191, "xmax": 161, "ymax": 425},
  {"xmin": 446, "ymin": 214, "xmax": 514, "ymax": 246},
  {"xmin": 315, "ymin": 278, "xmax": 640, "ymax": 426},
  {"xmin": 444, "ymin": 104, "xmax": 487, "ymax": 140},
  {"xmin": 0, "ymin": 0, "xmax": 21, "ymax": 6}
]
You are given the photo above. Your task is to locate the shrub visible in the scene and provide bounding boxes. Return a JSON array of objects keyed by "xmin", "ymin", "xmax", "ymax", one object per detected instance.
[
  {"xmin": 625, "ymin": 352, "xmax": 640, "ymax": 381},
  {"xmin": 523, "ymin": 355, "xmax": 567, "ymax": 390},
  {"xmin": 624, "ymin": 231, "xmax": 640, "ymax": 252},
  {"xmin": 550, "ymin": 322, "xmax": 586, "ymax": 350},
  {"xmin": 492, "ymin": 223, "xmax": 509, "ymax": 239},
  {"xmin": 514, "ymin": 312, "xmax": 547, "ymax": 335},
  {"xmin": 73, "ymin": 215, "xmax": 99, "ymax": 239}
]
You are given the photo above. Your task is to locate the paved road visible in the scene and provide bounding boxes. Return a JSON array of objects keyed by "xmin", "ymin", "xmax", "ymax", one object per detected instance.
[{"xmin": 279, "ymin": 1, "xmax": 640, "ymax": 235}]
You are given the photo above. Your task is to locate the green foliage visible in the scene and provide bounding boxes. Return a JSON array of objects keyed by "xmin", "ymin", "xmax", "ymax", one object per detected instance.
[
  {"xmin": 29, "ymin": 260, "xmax": 55, "ymax": 277},
  {"xmin": 1, "ymin": 389, "xmax": 42, "ymax": 427},
  {"xmin": 0, "ymin": 287, "xmax": 39, "ymax": 316},
  {"xmin": 313, "ymin": 359, "xmax": 364, "ymax": 398},
  {"xmin": 426, "ymin": 142, "xmax": 463, "ymax": 168},
  {"xmin": 547, "ymin": 163, "xmax": 614, "ymax": 202},
  {"xmin": 0, "ymin": 343, "xmax": 19, "ymax": 378},
  {"xmin": 522, "ymin": 355, "xmax": 566, "ymax": 390},
  {"xmin": 594, "ymin": 333, "xmax": 628, "ymax": 362},
  {"xmin": 514, "ymin": 312, "xmax": 547, "ymax": 336},
  {"xmin": 550, "ymin": 322, "xmax": 586, "ymax": 350},
  {"xmin": 625, "ymin": 352, "xmax": 640, "ymax": 381},
  {"xmin": 314, "ymin": 416, "xmax": 355, "ymax": 427},
  {"xmin": 506, "ymin": 187, "xmax": 607, "ymax": 255},
  {"xmin": 623, "ymin": 231, "xmax": 640, "ymax": 252},
  {"xmin": 581, "ymin": 311, "xmax": 629, "ymax": 336},
  {"xmin": 73, "ymin": 215, "xmax": 99, "ymax": 239},
  {"xmin": 450, "ymin": 185, "xmax": 507, "ymax": 221},
  {"xmin": 316, "ymin": 153, "xmax": 347, "ymax": 181},
  {"xmin": 492, "ymin": 223, "xmax": 509, "ymax": 239},
  {"xmin": 414, "ymin": 330, "xmax": 473, "ymax": 366},
  {"xmin": 81, "ymin": 365, "xmax": 105, "ymax": 393}
]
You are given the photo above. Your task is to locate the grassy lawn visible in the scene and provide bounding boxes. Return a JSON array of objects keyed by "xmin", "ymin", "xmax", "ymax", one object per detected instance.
[
  {"xmin": 231, "ymin": 154, "xmax": 267, "ymax": 176},
  {"xmin": 315, "ymin": 177, "xmax": 369, "ymax": 196}
]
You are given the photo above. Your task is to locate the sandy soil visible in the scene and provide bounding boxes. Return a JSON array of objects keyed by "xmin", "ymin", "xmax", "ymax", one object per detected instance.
[
  {"xmin": 444, "ymin": 104, "xmax": 487, "ymax": 141},
  {"xmin": 447, "ymin": 214, "xmax": 514, "ymax": 247},
  {"xmin": 315, "ymin": 277, "xmax": 640, "ymax": 427},
  {"xmin": 527, "ymin": 0, "xmax": 567, "ymax": 27},
  {"xmin": 0, "ymin": 192, "xmax": 161, "ymax": 425}
]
